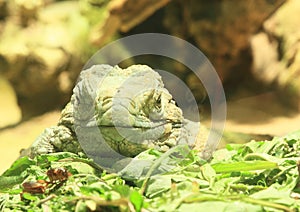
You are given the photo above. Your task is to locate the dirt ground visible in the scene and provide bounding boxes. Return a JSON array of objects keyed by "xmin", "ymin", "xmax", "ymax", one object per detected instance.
[
  {"xmin": 0, "ymin": 77, "xmax": 299, "ymax": 174},
  {"xmin": 226, "ymin": 92, "xmax": 300, "ymax": 136},
  {"xmin": 0, "ymin": 111, "xmax": 61, "ymax": 174}
]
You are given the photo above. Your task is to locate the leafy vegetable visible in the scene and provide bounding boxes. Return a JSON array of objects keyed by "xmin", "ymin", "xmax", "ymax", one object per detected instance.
[{"xmin": 1, "ymin": 130, "xmax": 300, "ymax": 211}]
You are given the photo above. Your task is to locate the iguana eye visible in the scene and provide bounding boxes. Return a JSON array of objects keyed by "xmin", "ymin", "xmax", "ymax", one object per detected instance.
[
  {"xmin": 171, "ymin": 99, "xmax": 178, "ymax": 107},
  {"xmin": 156, "ymin": 95, "xmax": 161, "ymax": 107},
  {"xmin": 149, "ymin": 94, "xmax": 163, "ymax": 120},
  {"xmin": 149, "ymin": 107, "xmax": 163, "ymax": 120}
]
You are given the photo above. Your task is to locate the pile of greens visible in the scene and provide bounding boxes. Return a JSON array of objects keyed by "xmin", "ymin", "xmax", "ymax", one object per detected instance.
[{"xmin": 1, "ymin": 130, "xmax": 300, "ymax": 211}]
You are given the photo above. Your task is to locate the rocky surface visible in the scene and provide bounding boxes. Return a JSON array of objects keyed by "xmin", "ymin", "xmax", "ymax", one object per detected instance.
[
  {"xmin": 0, "ymin": 0, "xmax": 172, "ymax": 120},
  {"xmin": 163, "ymin": 0, "xmax": 285, "ymax": 82},
  {"xmin": 251, "ymin": 0, "xmax": 300, "ymax": 110},
  {"xmin": 0, "ymin": 1, "xmax": 92, "ymax": 119}
]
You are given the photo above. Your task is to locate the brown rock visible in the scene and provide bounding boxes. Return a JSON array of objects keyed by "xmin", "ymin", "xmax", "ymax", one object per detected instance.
[
  {"xmin": 251, "ymin": 0, "xmax": 300, "ymax": 109},
  {"xmin": 0, "ymin": 0, "xmax": 172, "ymax": 119},
  {"xmin": 0, "ymin": 1, "xmax": 90, "ymax": 119},
  {"xmin": 163, "ymin": 0, "xmax": 285, "ymax": 82}
]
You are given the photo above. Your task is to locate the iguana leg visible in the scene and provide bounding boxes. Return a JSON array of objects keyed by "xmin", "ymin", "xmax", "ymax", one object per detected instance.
[{"xmin": 26, "ymin": 125, "xmax": 82, "ymax": 158}]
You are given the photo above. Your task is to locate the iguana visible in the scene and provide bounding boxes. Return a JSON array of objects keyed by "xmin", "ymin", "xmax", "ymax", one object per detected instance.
[{"xmin": 24, "ymin": 64, "xmax": 208, "ymax": 161}]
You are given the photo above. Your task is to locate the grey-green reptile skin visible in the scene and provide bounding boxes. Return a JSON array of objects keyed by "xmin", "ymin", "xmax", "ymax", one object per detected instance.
[{"xmin": 26, "ymin": 65, "xmax": 206, "ymax": 158}]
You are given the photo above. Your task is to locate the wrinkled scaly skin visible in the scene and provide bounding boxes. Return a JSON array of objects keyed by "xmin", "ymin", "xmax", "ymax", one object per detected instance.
[{"xmin": 26, "ymin": 65, "xmax": 205, "ymax": 159}]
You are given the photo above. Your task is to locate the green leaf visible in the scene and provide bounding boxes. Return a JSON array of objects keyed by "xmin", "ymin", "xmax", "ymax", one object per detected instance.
[
  {"xmin": 118, "ymin": 159, "xmax": 153, "ymax": 180},
  {"xmin": 1, "ymin": 130, "xmax": 300, "ymax": 211},
  {"xmin": 280, "ymin": 130, "xmax": 300, "ymax": 142},
  {"xmin": 200, "ymin": 164, "xmax": 216, "ymax": 184},
  {"xmin": 144, "ymin": 176, "xmax": 171, "ymax": 198},
  {"xmin": 75, "ymin": 200, "xmax": 88, "ymax": 212},
  {"xmin": 80, "ymin": 181, "xmax": 111, "ymax": 195},
  {"xmin": 21, "ymin": 192, "xmax": 39, "ymax": 201},
  {"xmin": 211, "ymin": 161, "xmax": 278, "ymax": 173},
  {"xmin": 250, "ymin": 187, "xmax": 291, "ymax": 200},
  {"xmin": 0, "ymin": 176, "xmax": 24, "ymax": 191},
  {"xmin": 178, "ymin": 201, "xmax": 262, "ymax": 212},
  {"xmin": 37, "ymin": 152, "xmax": 80, "ymax": 163},
  {"xmin": 211, "ymin": 149, "xmax": 236, "ymax": 162},
  {"xmin": 2, "ymin": 156, "xmax": 35, "ymax": 176},
  {"xmin": 130, "ymin": 190, "xmax": 143, "ymax": 212},
  {"xmin": 112, "ymin": 185, "xmax": 131, "ymax": 197}
]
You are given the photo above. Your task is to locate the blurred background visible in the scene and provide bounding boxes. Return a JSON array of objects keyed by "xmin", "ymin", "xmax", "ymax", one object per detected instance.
[{"xmin": 1, "ymin": 0, "xmax": 300, "ymax": 173}]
